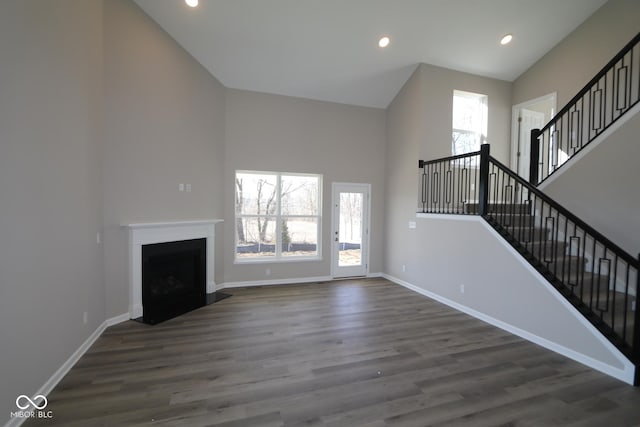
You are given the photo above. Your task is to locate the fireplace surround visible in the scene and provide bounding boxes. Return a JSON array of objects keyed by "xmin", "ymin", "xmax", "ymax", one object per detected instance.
[{"xmin": 124, "ymin": 220, "xmax": 222, "ymax": 320}]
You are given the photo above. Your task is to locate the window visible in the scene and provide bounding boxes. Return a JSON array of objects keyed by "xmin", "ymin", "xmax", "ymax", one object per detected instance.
[
  {"xmin": 235, "ymin": 171, "xmax": 322, "ymax": 262},
  {"xmin": 452, "ymin": 90, "xmax": 488, "ymax": 162}
]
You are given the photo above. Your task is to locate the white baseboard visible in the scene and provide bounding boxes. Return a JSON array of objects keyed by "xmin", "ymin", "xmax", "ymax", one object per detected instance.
[
  {"xmin": 220, "ymin": 275, "xmax": 333, "ymax": 289},
  {"xmin": 3, "ymin": 313, "xmax": 129, "ymax": 427},
  {"xmin": 220, "ymin": 273, "xmax": 383, "ymax": 289},
  {"xmin": 106, "ymin": 313, "xmax": 130, "ymax": 326},
  {"xmin": 381, "ymin": 273, "xmax": 635, "ymax": 385}
]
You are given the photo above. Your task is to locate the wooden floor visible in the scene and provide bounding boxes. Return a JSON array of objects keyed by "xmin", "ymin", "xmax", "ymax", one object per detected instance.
[{"xmin": 27, "ymin": 278, "xmax": 640, "ymax": 427}]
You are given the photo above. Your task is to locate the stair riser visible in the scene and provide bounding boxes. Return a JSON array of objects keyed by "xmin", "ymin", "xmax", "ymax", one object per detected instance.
[
  {"xmin": 543, "ymin": 259, "xmax": 586, "ymax": 276},
  {"xmin": 505, "ymin": 227, "xmax": 550, "ymax": 241},
  {"xmin": 465, "ymin": 204, "xmax": 532, "ymax": 215},
  {"xmin": 520, "ymin": 241, "xmax": 569, "ymax": 256},
  {"xmin": 488, "ymin": 215, "xmax": 534, "ymax": 227}
]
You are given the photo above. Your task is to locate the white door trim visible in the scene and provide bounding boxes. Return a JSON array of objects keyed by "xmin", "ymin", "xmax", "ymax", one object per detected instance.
[{"xmin": 511, "ymin": 92, "xmax": 557, "ymax": 172}]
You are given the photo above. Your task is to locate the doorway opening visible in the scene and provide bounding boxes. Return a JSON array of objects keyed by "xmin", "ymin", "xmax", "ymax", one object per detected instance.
[{"xmin": 511, "ymin": 93, "xmax": 556, "ymax": 180}]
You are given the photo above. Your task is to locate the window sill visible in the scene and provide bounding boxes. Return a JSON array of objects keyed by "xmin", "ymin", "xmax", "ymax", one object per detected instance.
[{"xmin": 234, "ymin": 256, "xmax": 323, "ymax": 265}]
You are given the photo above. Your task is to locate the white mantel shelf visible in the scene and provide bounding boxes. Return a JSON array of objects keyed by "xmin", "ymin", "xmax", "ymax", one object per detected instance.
[
  {"xmin": 123, "ymin": 219, "xmax": 223, "ymax": 319},
  {"xmin": 124, "ymin": 219, "xmax": 223, "ymax": 229}
]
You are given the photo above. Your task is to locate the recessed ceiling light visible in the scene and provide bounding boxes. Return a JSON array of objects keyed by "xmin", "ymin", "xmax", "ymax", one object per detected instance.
[
  {"xmin": 500, "ymin": 33, "xmax": 513, "ymax": 45},
  {"xmin": 378, "ymin": 36, "xmax": 390, "ymax": 48},
  {"xmin": 185, "ymin": 0, "xmax": 198, "ymax": 7}
]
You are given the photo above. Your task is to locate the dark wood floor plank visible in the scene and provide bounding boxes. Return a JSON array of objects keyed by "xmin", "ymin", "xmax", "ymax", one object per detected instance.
[{"xmin": 24, "ymin": 278, "xmax": 640, "ymax": 427}]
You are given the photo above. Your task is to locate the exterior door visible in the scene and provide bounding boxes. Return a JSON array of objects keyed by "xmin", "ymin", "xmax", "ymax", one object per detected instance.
[{"xmin": 331, "ymin": 183, "xmax": 370, "ymax": 278}]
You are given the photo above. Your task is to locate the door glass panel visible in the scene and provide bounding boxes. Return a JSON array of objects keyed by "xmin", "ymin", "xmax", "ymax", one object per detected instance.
[{"xmin": 338, "ymin": 192, "xmax": 363, "ymax": 267}]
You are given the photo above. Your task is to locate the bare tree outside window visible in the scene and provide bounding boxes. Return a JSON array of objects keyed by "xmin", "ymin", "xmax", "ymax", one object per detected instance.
[{"xmin": 235, "ymin": 171, "xmax": 321, "ymax": 261}]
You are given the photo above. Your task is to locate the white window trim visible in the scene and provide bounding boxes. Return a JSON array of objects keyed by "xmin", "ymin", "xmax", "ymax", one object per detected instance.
[{"xmin": 452, "ymin": 89, "xmax": 488, "ymax": 158}]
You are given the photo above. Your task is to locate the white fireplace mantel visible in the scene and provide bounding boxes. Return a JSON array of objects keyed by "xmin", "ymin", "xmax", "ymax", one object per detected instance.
[{"xmin": 123, "ymin": 219, "xmax": 223, "ymax": 319}]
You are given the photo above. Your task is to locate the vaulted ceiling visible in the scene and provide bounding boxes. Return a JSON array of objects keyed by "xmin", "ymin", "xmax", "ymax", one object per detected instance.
[{"xmin": 135, "ymin": 0, "xmax": 607, "ymax": 108}]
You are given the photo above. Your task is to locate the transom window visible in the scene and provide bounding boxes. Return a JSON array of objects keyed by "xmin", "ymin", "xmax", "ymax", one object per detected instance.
[
  {"xmin": 235, "ymin": 171, "xmax": 322, "ymax": 262},
  {"xmin": 452, "ymin": 90, "xmax": 488, "ymax": 162}
]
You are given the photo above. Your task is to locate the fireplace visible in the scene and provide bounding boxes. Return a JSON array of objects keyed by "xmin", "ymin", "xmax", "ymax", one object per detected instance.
[
  {"xmin": 142, "ymin": 238, "xmax": 206, "ymax": 324},
  {"xmin": 124, "ymin": 220, "xmax": 222, "ymax": 321}
]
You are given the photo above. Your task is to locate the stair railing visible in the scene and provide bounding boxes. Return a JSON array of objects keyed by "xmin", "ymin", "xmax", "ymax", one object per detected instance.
[
  {"xmin": 530, "ymin": 32, "xmax": 640, "ymax": 185},
  {"xmin": 418, "ymin": 150, "xmax": 482, "ymax": 214},
  {"xmin": 419, "ymin": 144, "xmax": 640, "ymax": 382}
]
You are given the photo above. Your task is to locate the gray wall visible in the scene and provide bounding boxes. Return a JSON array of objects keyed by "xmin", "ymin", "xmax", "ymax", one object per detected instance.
[
  {"xmin": 513, "ymin": 0, "xmax": 640, "ymax": 107},
  {"xmin": 384, "ymin": 65, "xmax": 622, "ymax": 371},
  {"xmin": 0, "ymin": 0, "xmax": 104, "ymax": 420},
  {"xmin": 224, "ymin": 89, "xmax": 387, "ymax": 284},
  {"xmin": 513, "ymin": 0, "xmax": 640, "ymax": 254},
  {"xmin": 394, "ymin": 217, "xmax": 627, "ymax": 373},
  {"xmin": 543, "ymin": 112, "xmax": 640, "ymax": 255},
  {"xmin": 416, "ymin": 64, "xmax": 512, "ymax": 164},
  {"xmin": 103, "ymin": 0, "xmax": 226, "ymax": 317},
  {"xmin": 383, "ymin": 62, "xmax": 628, "ymax": 380},
  {"xmin": 384, "ymin": 64, "xmax": 512, "ymax": 280}
]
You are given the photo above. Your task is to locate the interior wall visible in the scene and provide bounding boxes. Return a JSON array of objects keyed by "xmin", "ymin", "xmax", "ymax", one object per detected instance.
[
  {"xmin": 103, "ymin": 0, "xmax": 226, "ymax": 318},
  {"xmin": 542, "ymin": 111, "xmax": 640, "ymax": 255},
  {"xmin": 416, "ymin": 63, "xmax": 513, "ymax": 164},
  {"xmin": 0, "ymin": 0, "xmax": 105, "ymax": 422},
  {"xmin": 388, "ymin": 217, "xmax": 630, "ymax": 380},
  {"xmin": 512, "ymin": 0, "xmax": 640, "ymax": 107},
  {"xmin": 384, "ymin": 67, "xmax": 426, "ymax": 279},
  {"xmin": 512, "ymin": 0, "xmax": 640, "ymax": 256},
  {"xmin": 384, "ymin": 64, "xmax": 513, "ymax": 279},
  {"xmin": 223, "ymin": 89, "xmax": 386, "ymax": 284}
]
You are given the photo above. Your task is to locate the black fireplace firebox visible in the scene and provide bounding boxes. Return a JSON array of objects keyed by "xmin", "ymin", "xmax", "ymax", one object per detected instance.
[{"xmin": 142, "ymin": 238, "xmax": 206, "ymax": 324}]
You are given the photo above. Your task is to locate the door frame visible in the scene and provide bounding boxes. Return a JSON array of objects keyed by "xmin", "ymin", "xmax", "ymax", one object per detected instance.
[
  {"xmin": 331, "ymin": 182, "xmax": 371, "ymax": 278},
  {"xmin": 511, "ymin": 92, "xmax": 557, "ymax": 174}
]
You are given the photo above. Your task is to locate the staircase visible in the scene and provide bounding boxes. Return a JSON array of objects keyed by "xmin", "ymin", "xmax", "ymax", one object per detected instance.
[
  {"xmin": 478, "ymin": 202, "xmax": 636, "ymax": 353},
  {"xmin": 417, "ymin": 32, "xmax": 640, "ymax": 384}
]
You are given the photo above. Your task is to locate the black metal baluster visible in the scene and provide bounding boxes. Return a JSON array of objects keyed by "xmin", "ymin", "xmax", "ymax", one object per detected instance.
[
  {"xmin": 622, "ymin": 263, "xmax": 630, "ymax": 344},
  {"xmin": 611, "ymin": 254, "xmax": 618, "ymax": 335},
  {"xmin": 589, "ymin": 238, "xmax": 597, "ymax": 310}
]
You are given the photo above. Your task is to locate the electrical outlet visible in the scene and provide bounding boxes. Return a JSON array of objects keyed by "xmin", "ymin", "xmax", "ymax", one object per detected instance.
[
  {"xmin": 460, "ymin": 284, "xmax": 465, "ymax": 294},
  {"xmin": 402, "ymin": 264, "xmax": 406, "ymax": 272},
  {"xmin": 408, "ymin": 221, "xmax": 417, "ymax": 229},
  {"xmin": 186, "ymin": 183, "xmax": 192, "ymax": 192},
  {"xmin": 265, "ymin": 268, "xmax": 271, "ymax": 277},
  {"xmin": 179, "ymin": 183, "xmax": 185, "ymax": 192}
]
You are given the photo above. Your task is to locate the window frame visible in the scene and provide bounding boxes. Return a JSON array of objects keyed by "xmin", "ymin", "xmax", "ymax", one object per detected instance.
[
  {"xmin": 452, "ymin": 89, "xmax": 488, "ymax": 162},
  {"xmin": 234, "ymin": 170, "xmax": 323, "ymax": 264}
]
